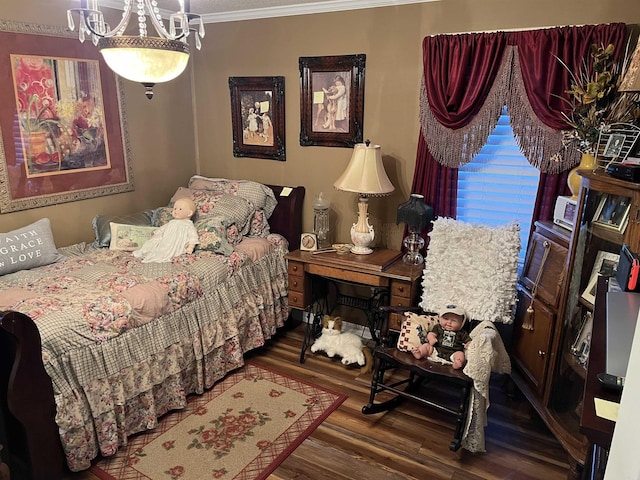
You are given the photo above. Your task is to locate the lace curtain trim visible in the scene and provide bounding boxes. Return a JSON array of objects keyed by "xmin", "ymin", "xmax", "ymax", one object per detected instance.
[
  {"xmin": 508, "ymin": 50, "xmax": 580, "ymax": 173},
  {"xmin": 419, "ymin": 45, "xmax": 580, "ymax": 174},
  {"xmin": 419, "ymin": 47, "xmax": 513, "ymax": 169}
]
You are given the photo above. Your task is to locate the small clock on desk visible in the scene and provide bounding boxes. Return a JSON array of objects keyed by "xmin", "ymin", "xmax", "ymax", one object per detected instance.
[{"xmin": 300, "ymin": 233, "xmax": 318, "ymax": 251}]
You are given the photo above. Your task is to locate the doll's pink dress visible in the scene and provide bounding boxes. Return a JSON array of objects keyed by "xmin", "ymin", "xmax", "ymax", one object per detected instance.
[{"xmin": 133, "ymin": 219, "xmax": 198, "ymax": 263}]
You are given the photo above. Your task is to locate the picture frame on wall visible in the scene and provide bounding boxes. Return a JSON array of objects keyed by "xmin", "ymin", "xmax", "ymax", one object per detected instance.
[
  {"xmin": 0, "ymin": 21, "xmax": 134, "ymax": 213},
  {"xmin": 229, "ymin": 76, "xmax": 286, "ymax": 161},
  {"xmin": 299, "ymin": 54, "xmax": 366, "ymax": 148},
  {"xmin": 592, "ymin": 193, "xmax": 631, "ymax": 234},
  {"xmin": 581, "ymin": 250, "xmax": 620, "ymax": 305}
]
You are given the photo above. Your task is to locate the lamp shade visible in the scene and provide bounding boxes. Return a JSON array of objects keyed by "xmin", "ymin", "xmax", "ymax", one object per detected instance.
[
  {"xmin": 333, "ymin": 142, "xmax": 394, "ymax": 196},
  {"xmin": 619, "ymin": 41, "xmax": 640, "ymax": 92},
  {"xmin": 397, "ymin": 194, "xmax": 434, "ymax": 232},
  {"xmin": 98, "ymin": 36, "xmax": 190, "ymax": 84}
]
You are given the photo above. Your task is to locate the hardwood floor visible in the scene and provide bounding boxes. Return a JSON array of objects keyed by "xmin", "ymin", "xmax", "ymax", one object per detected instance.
[{"xmin": 65, "ymin": 321, "xmax": 569, "ymax": 480}]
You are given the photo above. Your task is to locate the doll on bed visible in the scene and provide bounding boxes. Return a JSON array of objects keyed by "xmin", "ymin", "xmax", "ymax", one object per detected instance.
[
  {"xmin": 411, "ymin": 304, "xmax": 471, "ymax": 369},
  {"xmin": 133, "ymin": 197, "xmax": 199, "ymax": 263}
]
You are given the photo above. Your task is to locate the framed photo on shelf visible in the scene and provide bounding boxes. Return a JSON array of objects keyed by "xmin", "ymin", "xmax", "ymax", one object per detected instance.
[
  {"xmin": 571, "ymin": 311, "xmax": 592, "ymax": 366},
  {"xmin": 581, "ymin": 250, "xmax": 620, "ymax": 305},
  {"xmin": 592, "ymin": 193, "xmax": 631, "ymax": 233},
  {"xmin": 299, "ymin": 54, "xmax": 366, "ymax": 148},
  {"xmin": 229, "ymin": 76, "xmax": 286, "ymax": 161},
  {"xmin": 603, "ymin": 133, "xmax": 626, "ymax": 158}
]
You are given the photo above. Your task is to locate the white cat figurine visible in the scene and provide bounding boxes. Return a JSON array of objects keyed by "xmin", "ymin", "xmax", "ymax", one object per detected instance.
[{"xmin": 310, "ymin": 315, "xmax": 373, "ymax": 374}]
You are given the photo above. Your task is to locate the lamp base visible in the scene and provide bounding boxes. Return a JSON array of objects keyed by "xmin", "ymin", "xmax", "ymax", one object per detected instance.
[
  {"xmin": 351, "ymin": 245, "xmax": 373, "ymax": 255},
  {"xmin": 350, "ymin": 196, "xmax": 375, "ymax": 255}
]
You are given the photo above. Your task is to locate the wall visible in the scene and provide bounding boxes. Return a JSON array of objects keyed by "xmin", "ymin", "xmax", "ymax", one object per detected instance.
[
  {"xmin": 1, "ymin": 0, "xmax": 639, "ymax": 250},
  {"xmin": 0, "ymin": 0, "xmax": 197, "ymax": 246},
  {"xmin": 192, "ymin": 0, "xmax": 640, "ymax": 249}
]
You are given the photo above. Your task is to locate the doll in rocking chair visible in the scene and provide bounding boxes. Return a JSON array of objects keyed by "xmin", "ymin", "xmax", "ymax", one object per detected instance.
[{"xmin": 412, "ymin": 304, "xmax": 471, "ymax": 369}]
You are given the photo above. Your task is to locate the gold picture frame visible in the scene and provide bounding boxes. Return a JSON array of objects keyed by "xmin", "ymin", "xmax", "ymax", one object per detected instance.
[{"xmin": 0, "ymin": 20, "xmax": 133, "ymax": 213}]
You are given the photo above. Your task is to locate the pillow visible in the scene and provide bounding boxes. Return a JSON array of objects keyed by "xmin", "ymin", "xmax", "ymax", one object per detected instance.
[
  {"xmin": 420, "ymin": 218, "xmax": 520, "ymax": 324},
  {"xmin": 210, "ymin": 194, "xmax": 255, "ymax": 231},
  {"xmin": 247, "ymin": 209, "xmax": 271, "ymax": 237},
  {"xmin": 194, "ymin": 216, "xmax": 235, "ymax": 256},
  {"xmin": 92, "ymin": 210, "xmax": 154, "ymax": 248},
  {"xmin": 396, "ymin": 312, "xmax": 438, "ymax": 352},
  {"xmin": 187, "ymin": 176, "xmax": 278, "ymax": 217},
  {"xmin": 234, "ymin": 237, "xmax": 274, "ymax": 261},
  {"xmin": 152, "ymin": 207, "xmax": 174, "ymax": 227},
  {"xmin": 0, "ymin": 218, "xmax": 65, "ymax": 276},
  {"xmin": 109, "ymin": 223, "xmax": 158, "ymax": 251}
]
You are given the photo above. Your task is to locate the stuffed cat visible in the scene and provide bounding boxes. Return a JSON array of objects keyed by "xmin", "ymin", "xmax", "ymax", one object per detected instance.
[{"xmin": 310, "ymin": 315, "xmax": 373, "ymax": 374}]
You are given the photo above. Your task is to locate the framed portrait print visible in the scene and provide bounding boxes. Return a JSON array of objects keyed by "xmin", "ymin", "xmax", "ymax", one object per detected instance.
[
  {"xmin": 299, "ymin": 54, "xmax": 366, "ymax": 148},
  {"xmin": 581, "ymin": 250, "xmax": 620, "ymax": 305},
  {"xmin": 0, "ymin": 21, "xmax": 133, "ymax": 213},
  {"xmin": 229, "ymin": 76, "xmax": 285, "ymax": 161},
  {"xmin": 603, "ymin": 133, "xmax": 626, "ymax": 158},
  {"xmin": 592, "ymin": 193, "xmax": 631, "ymax": 233}
]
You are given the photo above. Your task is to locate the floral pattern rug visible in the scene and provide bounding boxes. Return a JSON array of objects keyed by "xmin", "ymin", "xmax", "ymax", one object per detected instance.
[{"xmin": 89, "ymin": 363, "xmax": 346, "ymax": 480}]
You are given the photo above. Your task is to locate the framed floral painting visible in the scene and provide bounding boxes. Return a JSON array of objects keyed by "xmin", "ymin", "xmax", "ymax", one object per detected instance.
[
  {"xmin": 299, "ymin": 54, "xmax": 366, "ymax": 148},
  {"xmin": 0, "ymin": 21, "xmax": 133, "ymax": 213},
  {"xmin": 229, "ymin": 76, "xmax": 285, "ymax": 161}
]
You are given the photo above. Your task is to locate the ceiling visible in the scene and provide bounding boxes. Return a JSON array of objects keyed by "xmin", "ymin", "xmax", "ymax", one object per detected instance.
[{"xmin": 97, "ymin": 0, "xmax": 438, "ymax": 24}]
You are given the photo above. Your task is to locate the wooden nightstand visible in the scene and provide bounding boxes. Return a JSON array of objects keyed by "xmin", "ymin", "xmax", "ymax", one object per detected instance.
[{"xmin": 284, "ymin": 249, "xmax": 423, "ymax": 362}]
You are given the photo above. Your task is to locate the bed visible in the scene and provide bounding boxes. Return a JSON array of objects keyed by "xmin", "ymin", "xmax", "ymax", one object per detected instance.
[{"xmin": 0, "ymin": 177, "xmax": 305, "ymax": 479}]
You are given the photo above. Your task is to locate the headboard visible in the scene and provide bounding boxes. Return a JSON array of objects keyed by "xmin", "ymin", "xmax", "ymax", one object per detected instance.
[{"xmin": 266, "ymin": 185, "xmax": 305, "ymax": 251}]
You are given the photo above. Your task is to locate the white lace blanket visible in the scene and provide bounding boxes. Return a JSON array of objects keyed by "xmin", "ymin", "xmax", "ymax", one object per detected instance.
[{"xmin": 462, "ymin": 320, "xmax": 511, "ymax": 452}]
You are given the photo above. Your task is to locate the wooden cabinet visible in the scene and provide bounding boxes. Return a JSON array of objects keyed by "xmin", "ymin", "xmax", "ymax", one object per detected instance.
[
  {"xmin": 511, "ymin": 170, "xmax": 640, "ymax": 479},
  {"xmin": 513, "ymin": 289, "xmax": 555, "ymax": 395},
  {"xmin": 513, "ymin": 222, "xmax": 569, "ymax": 396}
]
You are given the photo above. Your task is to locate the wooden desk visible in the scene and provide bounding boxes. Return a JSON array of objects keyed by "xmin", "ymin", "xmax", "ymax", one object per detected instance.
[
  {"xmin": 580, "ymin": 276, "xmax": 622, "ymax": 479},
  {"xmin": 284, "ymin": 249, "xmax": 423, "ymax": 361}
]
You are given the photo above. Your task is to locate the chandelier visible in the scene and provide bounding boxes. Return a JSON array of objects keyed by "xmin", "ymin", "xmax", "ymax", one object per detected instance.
[{"xmin": 67, "ymin": 0, "xmax": 205, "ymax": 99}]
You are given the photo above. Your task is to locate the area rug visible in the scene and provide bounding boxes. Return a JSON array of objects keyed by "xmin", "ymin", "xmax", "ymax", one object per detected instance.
[{"xmin": 90, "ymin": 363, "xmax": 346, "ymax": 480}]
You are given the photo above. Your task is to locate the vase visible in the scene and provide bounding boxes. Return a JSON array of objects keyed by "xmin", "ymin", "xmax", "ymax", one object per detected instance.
[{"xmin": 567, "ymin": 153, "xmax": 596, "ymax": 199}]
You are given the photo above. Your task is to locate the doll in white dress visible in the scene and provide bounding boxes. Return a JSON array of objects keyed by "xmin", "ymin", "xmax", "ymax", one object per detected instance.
[{"xmin": 133, "ymin": 198, "xmax": 199, "ymax": 263}]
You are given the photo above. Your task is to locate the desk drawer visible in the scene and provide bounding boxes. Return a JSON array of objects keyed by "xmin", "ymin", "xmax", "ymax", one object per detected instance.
[
  {"xmin": 288, "ymin": 291, "xmax": 307, "ymax": 309},
  {"xmin": 391, "ymin": 281, "xmax": 413, "ymax": 299},
  {"xmin": 287, "ymin": 261, "xmax": 308, "ymax": 309}
]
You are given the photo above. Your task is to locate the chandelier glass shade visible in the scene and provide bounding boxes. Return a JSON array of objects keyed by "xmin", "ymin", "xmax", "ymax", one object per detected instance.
[{"xmin": 67, "ymin": 0, "xmax": 204, "ymax": 98}]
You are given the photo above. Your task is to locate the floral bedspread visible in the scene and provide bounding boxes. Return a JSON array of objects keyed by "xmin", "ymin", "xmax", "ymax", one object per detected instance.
[{"xmin": 0, "ymin": 236, "xmax": 290, "ymax": 472}]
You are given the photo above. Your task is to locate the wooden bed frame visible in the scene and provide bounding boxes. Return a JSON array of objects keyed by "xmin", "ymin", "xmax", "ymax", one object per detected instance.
[{"xmin": 0, "ymin": 184, "xmax": 305, "ymax": 480}]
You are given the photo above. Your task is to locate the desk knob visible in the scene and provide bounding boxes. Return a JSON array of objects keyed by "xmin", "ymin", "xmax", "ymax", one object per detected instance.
[{"xmin": 538, "ymin": 350, "xmax": 546, "ymax": 357}]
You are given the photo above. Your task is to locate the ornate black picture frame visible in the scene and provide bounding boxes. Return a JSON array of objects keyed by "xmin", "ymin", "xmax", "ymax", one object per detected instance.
[
  {"xmin": 299, "ymin": 54, "xmax": 366, "ymax": 148},
  {"xmin": 229, "ymin": 76, "xmax": 285, "ymax": 161}
]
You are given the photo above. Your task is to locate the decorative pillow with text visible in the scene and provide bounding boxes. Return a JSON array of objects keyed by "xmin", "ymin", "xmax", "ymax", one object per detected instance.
[{"xmin": 0, "ymin": 218, "xmax": 65, "ymax": 276}]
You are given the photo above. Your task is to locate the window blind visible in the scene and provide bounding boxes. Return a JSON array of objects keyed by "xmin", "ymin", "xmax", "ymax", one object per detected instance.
[{"xmin": 457, "ymin": 107, "xmax": 540, "ymax": 271}]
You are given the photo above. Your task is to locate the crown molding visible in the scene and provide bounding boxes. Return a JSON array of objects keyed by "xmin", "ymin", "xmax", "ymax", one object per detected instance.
[{"xmin": 89, "ymin": 0, "xmax": 439, "ymax": 24}]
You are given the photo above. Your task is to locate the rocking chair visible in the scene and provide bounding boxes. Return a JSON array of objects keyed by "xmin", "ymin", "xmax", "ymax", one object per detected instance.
[{"xmin": 362, "ymin": 218, "xmax": 520, "ymax": 452}]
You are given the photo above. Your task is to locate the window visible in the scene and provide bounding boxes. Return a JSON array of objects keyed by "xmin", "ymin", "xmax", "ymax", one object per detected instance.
[{"xmin": 456, "ymin": 106, "xmax": 540, "ymax": 272}]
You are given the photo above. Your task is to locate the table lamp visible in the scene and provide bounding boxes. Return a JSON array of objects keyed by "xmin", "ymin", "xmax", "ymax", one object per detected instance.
[
  {"xmin": 397, "ymin": 194, "xmax": 434, "ymax": 265},
  {"xmin": 334, "ymin": 140, "xmax": 394, "ymax": 254}
]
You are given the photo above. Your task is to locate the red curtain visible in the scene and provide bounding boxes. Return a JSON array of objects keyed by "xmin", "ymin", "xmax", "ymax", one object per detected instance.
[
  {"xmin": 412, "ymin": 23, "xmax": 628, "ymax": 238},
  {"xmin": 509, "ymin": 24, "xmax": 627, "ymax": 130},
  {"xmin": 423, "ymin": 33, "xmax": 507, "ymax": 129},
  {"xmin": 416, "ymin": 32, "xmax": 507, "ymax": 217}
]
